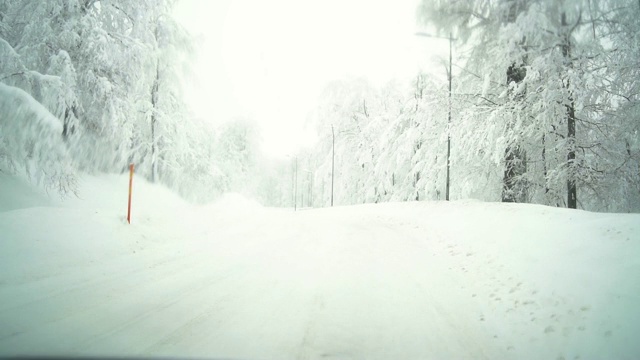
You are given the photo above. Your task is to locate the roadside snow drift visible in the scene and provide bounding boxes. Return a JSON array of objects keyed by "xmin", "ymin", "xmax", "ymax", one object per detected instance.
[{"xmin": 0, "ymin": 174, "xmax": 639, "ymax": 360}]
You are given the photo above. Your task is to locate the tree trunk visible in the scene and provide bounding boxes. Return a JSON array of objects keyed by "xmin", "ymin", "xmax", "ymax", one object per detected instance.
[
  {"xmin": 566, "ymin": 100, "xmax": 577, "ymax": 209},
  {"xmin": 150, "ymin": 59, "xmax": 160, "ymax": 183},
  {"xmin": 502, "ymin": 144, "xmax": 526, "ymax": 202},
  {"xmin": 62, "ymin": 104, "xmax": 78, "ymax": 141},
  {"xmin": 542, "ymin": 134, "xmax": 549, "ymax": 195},
  {"xmin": 562, "ymin": 12, "xmax": 577, "ymax": 209},
  {"xmin": 63, "ymin": 108, "xmax": 71, "ymax": 141},
  {"xmin": 501, "ymin": 0, "xmax": 528, "ymax": 203},
  {"xmin": 502, "ymin": 66, "xmax": 527, "ymax": 203}
]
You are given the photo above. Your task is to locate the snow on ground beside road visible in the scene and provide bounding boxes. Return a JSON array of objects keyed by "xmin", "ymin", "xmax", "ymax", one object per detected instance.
[{"xmin": 1, "ymin": 174, "xmax": 639, "ymax": 359}]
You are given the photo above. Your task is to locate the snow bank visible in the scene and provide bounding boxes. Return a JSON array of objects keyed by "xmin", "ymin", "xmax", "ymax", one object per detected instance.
[
  {"xmin": 0, "ymin": 173, "xmax": 192, "ymax": 284},
  {"xmin": 0, "ymin": 173, "xmax": 51, "ymax": 212},
  {"xmin": 192, "ymin": 192, "xmax": 265, "ymax": 224},
  {"xmin": 0, "ymin": 82, "xmax": 76, "ymax": 196},
  {"xmin": 207, "ymin": 192, "xmax": 263, "ymax": 211}
]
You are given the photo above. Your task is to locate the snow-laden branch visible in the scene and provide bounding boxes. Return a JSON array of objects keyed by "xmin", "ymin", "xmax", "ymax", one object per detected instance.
[{"xmin": 0, "ymin": 82, "xmax": 77, "ymax": 197}]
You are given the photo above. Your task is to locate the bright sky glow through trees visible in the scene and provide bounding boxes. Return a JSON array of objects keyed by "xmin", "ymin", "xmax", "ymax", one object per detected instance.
[{"xmin": 173, "ymin": 0, "xmax": 447, "ymax": 158}]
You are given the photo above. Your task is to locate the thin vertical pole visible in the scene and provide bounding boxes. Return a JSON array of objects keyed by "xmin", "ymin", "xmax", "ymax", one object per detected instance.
[
  {"xmin": 331, "ymin": 125, "xmax": 335, "ymax": 207},
  {"xmin": 310, "ymin": 171, "xmax": 313, "ymax": 208},
  {"xmin": 445, "ymin": 33, "xmax": 452, "ymax": 201},
  {"xmin": 127, "ymin": 164, "xmax": 134, "ymax": 224},
  {"xmin": 291, "ymin": 159, "xmax": 294, "ymax": 208}
]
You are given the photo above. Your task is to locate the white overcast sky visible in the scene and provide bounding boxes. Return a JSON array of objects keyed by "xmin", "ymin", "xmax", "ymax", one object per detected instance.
[{"xmin": 173, "ymin": 0, "xmax": 447, "ymax": 158}]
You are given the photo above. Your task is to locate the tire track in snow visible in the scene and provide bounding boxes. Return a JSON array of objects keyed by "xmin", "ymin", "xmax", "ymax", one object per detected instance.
[
  {"xmin": 0, "ymin": 252, "xmax": 200, "ymax": 341},
  {"xmin": 0, "ymin": 265, "xmax": 192, "ymax": 342},
  {"xmin": 71, "ymin": 263, "xmax": 249, "ymax": 352},
  {"xmin": 295, "ymin": 294, "xmax": 325, "ymax": 360},
  {"xmin": 0, "ymin": 250, "xmax": 195, "ymax": 313}
]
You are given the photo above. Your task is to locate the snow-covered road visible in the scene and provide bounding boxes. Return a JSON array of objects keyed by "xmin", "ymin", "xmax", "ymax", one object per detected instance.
[{"xmin": 1, "ymin": 175, "xmax": 639, "ymax": 359}]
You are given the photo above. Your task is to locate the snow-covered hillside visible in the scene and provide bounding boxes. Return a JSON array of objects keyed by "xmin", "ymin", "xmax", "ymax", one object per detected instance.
[{"xmin": 1, "ymin": 174, "xmax": 639, "ymax": 359}]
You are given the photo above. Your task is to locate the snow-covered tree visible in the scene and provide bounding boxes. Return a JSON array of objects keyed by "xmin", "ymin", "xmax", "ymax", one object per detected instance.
[
  {"xmin": 0, "ymin": 0, "xmax": 229, "ymax": 201},
  {"xmin": 0, "ymin": 82, "xmax": 76, "ymax": 196},
  {"xmin": 292, "ymin": 0, "xmax": 638, "ymax": 212},
  {"xmin": 213, "ymin": 118, "xmax": 260, "ymax": 195},
  {"xmin": 416, "ymin": 0, "xmax": 640, "ymax": 211}
]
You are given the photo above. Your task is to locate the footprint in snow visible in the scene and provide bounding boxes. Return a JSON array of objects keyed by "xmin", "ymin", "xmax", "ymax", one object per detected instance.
[{"xmin": 544, "ymin": 325, "xmax": 555, "ymax": 334}]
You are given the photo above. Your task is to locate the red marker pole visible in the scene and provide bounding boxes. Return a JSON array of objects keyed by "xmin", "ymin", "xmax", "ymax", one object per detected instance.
[{"xmin": 127, "ymin": 164, "xmax": 134, "ymax": 224}]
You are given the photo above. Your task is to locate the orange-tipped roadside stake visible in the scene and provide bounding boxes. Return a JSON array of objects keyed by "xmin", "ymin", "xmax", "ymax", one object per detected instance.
[{"xmin": 127, "ymin": 164, "xmax": 134, "ymax": 224}]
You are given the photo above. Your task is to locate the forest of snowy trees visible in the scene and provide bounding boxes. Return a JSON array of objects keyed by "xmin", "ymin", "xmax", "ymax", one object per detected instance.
[
  {"xmin": 0, "ymin": 0, "xmax": 263, "ymax": 203},
  {"xmin": 284, "ymin": 0, "xmax": 639, "ymax": 212},
  {"xmin": 1, "ymin": 0, "xmax": 638, "ymax": 212}
]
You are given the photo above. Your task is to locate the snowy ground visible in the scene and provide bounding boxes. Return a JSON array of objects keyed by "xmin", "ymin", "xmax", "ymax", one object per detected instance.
[{"xmin": 1, "ymin": 174, "xmax": 639, "ymax": 359}]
